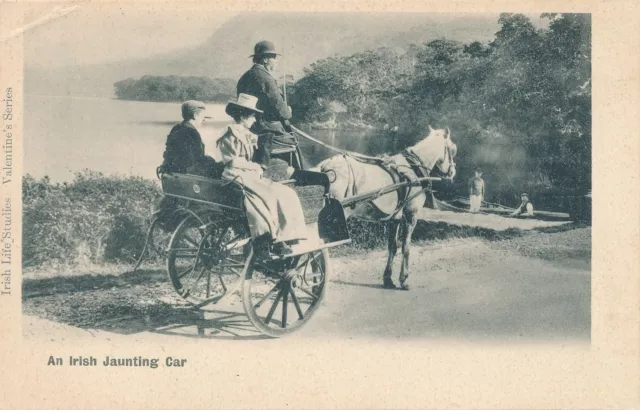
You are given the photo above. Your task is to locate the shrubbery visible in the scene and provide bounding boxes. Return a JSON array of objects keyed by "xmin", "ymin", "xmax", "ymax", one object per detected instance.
[
  {"xmin": 291, "ymin": 13, "xmax": 592, "ymax": 202},
  {"xmin": 22, "ymin": 171, "xmax": 162, "ymax": 269}
]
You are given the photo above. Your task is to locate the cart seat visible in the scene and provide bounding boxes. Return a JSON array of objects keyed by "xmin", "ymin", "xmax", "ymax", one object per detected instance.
[{"xmin": 161, "ymin": 173, "xmax": 245, "ymax": 211}]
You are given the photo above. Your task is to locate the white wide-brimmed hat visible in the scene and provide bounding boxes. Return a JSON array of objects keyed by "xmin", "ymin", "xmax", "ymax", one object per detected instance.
[{"xmin": 225, "ymin": 93, "xmax": 264, "ymax": 117}]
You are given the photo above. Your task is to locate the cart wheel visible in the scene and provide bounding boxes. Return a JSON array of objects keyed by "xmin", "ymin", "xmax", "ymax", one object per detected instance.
[
  {"xmin": 149, "ymin": 217, "xmax": 173, "ymax": 257},
  {"xmin": 166, "ymin": 214, "xmax": 250, "ymax": 309},
  {"xmin": 242, "ymin": 247, "xmax": 329, "ymax": 337},
  {"xmin": 132, "ymin": 216, "xmax": 173, "ymax": 272}
]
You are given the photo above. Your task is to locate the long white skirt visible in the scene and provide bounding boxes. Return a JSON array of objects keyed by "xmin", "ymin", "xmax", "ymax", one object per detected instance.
[{"xmin": 222, "ymin": 167, "xmax": 308, "ymax": 243}]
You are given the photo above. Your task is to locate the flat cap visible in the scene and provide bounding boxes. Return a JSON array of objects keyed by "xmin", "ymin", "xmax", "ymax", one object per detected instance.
[{"xmin": 181, "ymin": 100, "xmax": 206, "ymax": 118}]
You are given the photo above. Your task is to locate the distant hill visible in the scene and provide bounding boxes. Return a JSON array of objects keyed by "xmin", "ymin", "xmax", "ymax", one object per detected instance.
[{"xmin": 25, "ymin": 13, "xmax": 501, "ymax": 98}]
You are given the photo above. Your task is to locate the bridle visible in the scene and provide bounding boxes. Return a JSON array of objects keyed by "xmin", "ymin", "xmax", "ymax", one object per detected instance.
[
  {"xmin": 442, "ymin": 138, "xmax": 456, "ymax": 179},
  {"xmin": 404, "ymin": 132, "xmax": 456, "ymax": 180}
]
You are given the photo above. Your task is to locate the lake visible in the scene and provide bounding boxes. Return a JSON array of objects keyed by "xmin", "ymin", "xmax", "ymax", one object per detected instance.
[{"xmin": 25, "ymin": 95, "xmax": 396, "ymax": 182}]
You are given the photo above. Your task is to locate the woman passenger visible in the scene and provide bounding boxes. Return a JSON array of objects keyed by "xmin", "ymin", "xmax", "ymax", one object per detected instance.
[{"xmin": 217, "ymin": 94, "xmax": 309, "ymax": 255}]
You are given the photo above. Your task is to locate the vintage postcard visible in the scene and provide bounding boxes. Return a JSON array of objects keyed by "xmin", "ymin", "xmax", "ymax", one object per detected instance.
[{"xmin": 0, "ymin": 0, "xmax": 638, "ymax": 408}]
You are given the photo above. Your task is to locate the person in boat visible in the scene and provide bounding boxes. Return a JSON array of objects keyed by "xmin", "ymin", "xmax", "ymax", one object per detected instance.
[
  {"xmin": 159, "ymin": 100, "xmax": 221, "ymax": 178},
  {"xmin": 217, "ymin": 94, "xmax": 310, "ymax": 255},
  {"xmin": 468, "ymin": 168, "xmax": 485, "ymax": 213},
  {"xmin": 510, "ymin": 192, "xmax": 535, "ymax": 217},
  {"xmin": 236, "ymin": 40, "xmax": 297, "ymax": 167}
]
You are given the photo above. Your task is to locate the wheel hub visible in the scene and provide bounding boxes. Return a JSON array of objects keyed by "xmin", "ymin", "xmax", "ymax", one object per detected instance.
[{"xmin": 284, "ymin": 270, "xmax": 302, "ymax": 289}]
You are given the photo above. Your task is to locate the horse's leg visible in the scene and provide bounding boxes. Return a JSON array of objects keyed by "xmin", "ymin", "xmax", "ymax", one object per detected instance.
[
  {"xmin": 383, "ymin": 219, "xmax": 401, "ymax": 289},
  {"xmin": 398, "ymin": 211, "xmax": 418, "ymax": 291}
]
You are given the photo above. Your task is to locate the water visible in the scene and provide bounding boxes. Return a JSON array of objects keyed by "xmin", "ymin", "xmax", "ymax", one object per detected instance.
[{"xmin": 24, "ymin": 95, "xmax": 395, "ymax": 182}]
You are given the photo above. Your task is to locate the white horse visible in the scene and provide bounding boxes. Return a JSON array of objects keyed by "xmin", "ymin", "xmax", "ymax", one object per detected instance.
[{"xmin": 312, "ymin": 126, "xmax": 457, "ymax": 290}]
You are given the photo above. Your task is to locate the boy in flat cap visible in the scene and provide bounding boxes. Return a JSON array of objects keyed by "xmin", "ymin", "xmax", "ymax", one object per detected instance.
[
  {"xmin": 160, "ymin": 100, "xmax": 220, "ymax": 177},
  {"xmin": 155, "ymin": 101, "xmax": 223, "ymax": 232}
]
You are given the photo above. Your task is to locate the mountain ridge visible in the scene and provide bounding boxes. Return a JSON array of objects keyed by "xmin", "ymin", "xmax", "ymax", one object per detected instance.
[{"xmin": 25, "ymin": 13, "xmax": 502, "ymax": 97}]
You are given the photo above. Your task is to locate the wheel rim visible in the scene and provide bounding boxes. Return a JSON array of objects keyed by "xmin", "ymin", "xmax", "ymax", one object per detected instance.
[
  {"xmin": 166, "ymin": 214, "xmax": 249, "ymax": 309},
  {"xmin": 149, "ymin": 219, "xmax": 172, "ymax": 258},
  {"xmin": 242, "ymin": 248, "xmax": 329, "ymax": 337}
]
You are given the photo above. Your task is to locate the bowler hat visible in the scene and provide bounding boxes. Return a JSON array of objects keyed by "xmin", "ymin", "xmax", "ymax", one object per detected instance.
[
  {"xmin": 250, "ymin": 40, "xmax": 280, "ymax": 57},
  {"xmin": 225, "ymin": 93, "xmax": 264, "ymax": 117}
]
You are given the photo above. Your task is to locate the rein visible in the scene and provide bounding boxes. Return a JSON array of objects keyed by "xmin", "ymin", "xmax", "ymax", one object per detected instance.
[
  {"xmin": 292, "ymin": 124, "xmax": 453, "ymax": 219},
  {"xmin": 291, "ymin": 125, "xmax": 385, "ymax": 162}
]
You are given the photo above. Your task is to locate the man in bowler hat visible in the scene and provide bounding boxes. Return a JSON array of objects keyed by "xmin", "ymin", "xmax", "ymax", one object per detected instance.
[{"xmin": 237, "ymin": 40, "xmax": 297, "ymax": 167}]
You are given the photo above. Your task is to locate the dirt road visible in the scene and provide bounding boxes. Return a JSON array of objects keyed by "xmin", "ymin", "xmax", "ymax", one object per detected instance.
[{"xmin": 23, "ymin": 226, "xmax": 590, "ymax": 343}]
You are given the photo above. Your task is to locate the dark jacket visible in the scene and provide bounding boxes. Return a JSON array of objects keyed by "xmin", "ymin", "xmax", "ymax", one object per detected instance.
[
  {"xmin": 161, "ymin": 121, "xmax": 222, "ymax": 177},
  {"xmin": 237, "ymin": 64, "xmax": 291, "ymax": 125},
  {"xmin": 237, "ymin": 64, "xmax": 296, "ymax": 166}
]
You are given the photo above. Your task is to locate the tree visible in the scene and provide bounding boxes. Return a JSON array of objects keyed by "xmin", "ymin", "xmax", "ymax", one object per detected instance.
[{"xmin": 290, "ymin": 13, "xmax": 591, "ymax": 203}]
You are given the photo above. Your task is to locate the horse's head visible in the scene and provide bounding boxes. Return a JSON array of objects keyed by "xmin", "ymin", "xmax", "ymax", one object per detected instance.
[{"xmin": 408, "ymin": 125, "xmax": 457, "ymax": 181}]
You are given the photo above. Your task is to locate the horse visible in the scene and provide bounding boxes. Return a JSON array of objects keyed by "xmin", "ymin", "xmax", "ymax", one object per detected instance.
[{"xmin": 311, "ymin": 125, "xmax": 457, "ymax": 290}]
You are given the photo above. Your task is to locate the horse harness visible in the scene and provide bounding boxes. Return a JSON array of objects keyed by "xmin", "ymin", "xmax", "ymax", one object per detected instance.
[
  {"xmin": 343, "ymin": 150, "xmax": 432, "ymax": 220},
  {"xmin": 342, "ymin": 154, "xmax": 360, "ymax": 199}
]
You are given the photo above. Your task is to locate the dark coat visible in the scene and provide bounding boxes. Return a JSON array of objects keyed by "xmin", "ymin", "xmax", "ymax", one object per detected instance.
[
  {"xmin": 161, "ymin": 121, "xmax": 222, "ymax": 177},
  {"xmin": 237, "ymin": 64, "xmax": 291, "ymax": 124},
  {"xmin": 237, "ymin": 64, "xmax": 296, "ymax": 166}
]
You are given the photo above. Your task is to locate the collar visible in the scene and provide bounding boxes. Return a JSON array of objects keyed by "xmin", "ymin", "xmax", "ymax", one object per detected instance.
[
  {"xmin": 253, "ymin": 63, "xmax": 276, "ymax": 79},
  {"xmin": 181, "ymin": 120, "xmax": 196, "ymax": 130},
  {"xmin": 227, "ymin": 123, "xmax": 258, "ymax": 145},
  {"xmin": 403, "ymin": 148, "xmax": 431, "ymax": 177}
]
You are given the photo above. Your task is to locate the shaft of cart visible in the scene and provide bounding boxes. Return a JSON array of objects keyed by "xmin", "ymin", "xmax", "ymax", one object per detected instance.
[{"xmin": 340, "ymin": 176, "xmax": 442, "ymax": 207}]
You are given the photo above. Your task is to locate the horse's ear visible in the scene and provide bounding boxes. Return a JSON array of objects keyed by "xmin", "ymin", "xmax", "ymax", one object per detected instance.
[
  {"xmin": 445, "ymin": 127, "xmax": 451, "ymax": 139},
  {"xmin": 428, "ymin": 124, "xmax": 434, "ymax": 132}
]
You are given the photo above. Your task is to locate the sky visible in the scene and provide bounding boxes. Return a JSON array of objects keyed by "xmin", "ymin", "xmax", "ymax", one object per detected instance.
[
  {"xmin": 22, "ymin": 3, "xmax": 237, "ymax": 69},
  {"xmin": 21, "ymin": 4, "xmax": 548, "ymax": 69}
]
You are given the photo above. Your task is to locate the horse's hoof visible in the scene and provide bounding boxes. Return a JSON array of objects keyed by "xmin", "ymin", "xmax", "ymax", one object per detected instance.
[
  {"xmin": 399, "ymin": 277, "xmax": 410, "ymax": 290},
  {"xmin": 382, "ymin": 279, "xmax": 396, "ymax": 289}
]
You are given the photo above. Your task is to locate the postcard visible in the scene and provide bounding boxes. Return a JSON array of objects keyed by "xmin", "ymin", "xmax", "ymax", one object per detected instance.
[{"xmin": 0, "ymin": 1, "xmax": 638, "ymax": 409}]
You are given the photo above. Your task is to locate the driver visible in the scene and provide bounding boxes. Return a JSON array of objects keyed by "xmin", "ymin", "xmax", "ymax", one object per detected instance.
[{"xmin": 237, "ymin": 40, "xmax": 296, "ymax": 167}]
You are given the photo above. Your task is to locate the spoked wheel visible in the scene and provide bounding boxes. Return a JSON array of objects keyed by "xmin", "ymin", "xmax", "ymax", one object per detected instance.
[
  {"xmin": 242, "ymin": 247, "xmax": 329, "ymax": 338},
  {"xmin": 166, "ymin": 213, "xmax": 250, "ymax": 309},
  {"xmin": 149, "ymin": 217, "xmax": 174, "ymax": 257},
  {"xmin": 132, "ymin": 216, "xmax": 175, "ymax": 271}
]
